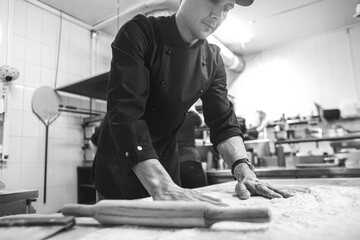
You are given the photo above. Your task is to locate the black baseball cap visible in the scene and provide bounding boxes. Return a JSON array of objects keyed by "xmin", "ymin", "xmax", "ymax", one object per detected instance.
[{"xmin": 236, "ymin": 0, "xmax": 254, "ymax": 6}]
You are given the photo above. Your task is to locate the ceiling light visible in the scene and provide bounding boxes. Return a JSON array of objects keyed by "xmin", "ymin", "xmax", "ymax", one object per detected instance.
[
  {"xmin": 214, "ymin": 15, "xmax": 253, "ymax": 48},
  {"xmin": 354, "ymin": 2, "xmax": 360, "ymax": 19},
  {"xmin": 91, "ymin": 30, "xmax": 98, "ymax": 39}
]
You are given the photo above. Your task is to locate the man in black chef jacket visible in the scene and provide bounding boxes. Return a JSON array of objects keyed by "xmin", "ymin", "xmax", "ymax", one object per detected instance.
[{"xmin": 93, "ymin": 0, "xmax": 292, "ymax": 204}]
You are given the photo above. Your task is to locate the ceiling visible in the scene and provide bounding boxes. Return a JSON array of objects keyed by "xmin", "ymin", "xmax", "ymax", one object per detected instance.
[{"xmin": 37, "ymin": 0, "xmax": 360, "ymax": 55}]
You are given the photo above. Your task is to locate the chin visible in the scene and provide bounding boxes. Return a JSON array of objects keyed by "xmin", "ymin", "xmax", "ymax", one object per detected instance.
[{"xmin": 195, "ymin": 31, "xmax": 212, "ymax": 40}]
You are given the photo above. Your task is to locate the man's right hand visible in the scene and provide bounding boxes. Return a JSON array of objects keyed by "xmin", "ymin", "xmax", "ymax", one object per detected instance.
[
  {"xmin": 152, "ymin": 181, "xmax": 228, "ymax": 206},
  {"xmin": 133, "ymin": 159, "xmax": 227, "ymax": 206}
]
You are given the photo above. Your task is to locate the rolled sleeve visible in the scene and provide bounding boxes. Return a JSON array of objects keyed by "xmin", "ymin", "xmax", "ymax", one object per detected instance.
[
  {"xmin": 110, "ymin": 120, "xmax": 158, "ymax": 175},
  {"xmin": 201, "ymin": 63, "xmax": 243, "ymax": 152}
]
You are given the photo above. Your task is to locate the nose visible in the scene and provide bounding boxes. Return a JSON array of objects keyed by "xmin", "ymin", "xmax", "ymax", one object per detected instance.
[{"xmin": 210, "ymin": 7, "xmax": 224, "ymax": 21}]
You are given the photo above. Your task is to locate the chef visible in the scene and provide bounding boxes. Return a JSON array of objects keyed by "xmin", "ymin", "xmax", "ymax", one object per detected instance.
[{"xmin": 93, "ymin": 0, "xmax": 293, "ymax": 204}]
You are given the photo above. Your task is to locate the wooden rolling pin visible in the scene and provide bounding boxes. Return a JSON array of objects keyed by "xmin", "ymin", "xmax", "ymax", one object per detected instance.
[{"xmin": 61, "ymin": 200, "xmax": 271, "ymax": 228}]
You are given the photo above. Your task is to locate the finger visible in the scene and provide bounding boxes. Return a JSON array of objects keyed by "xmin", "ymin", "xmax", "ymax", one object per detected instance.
[
  {"xmin": 189, "ymin": 190, "xmax": 228, "ymax": 207},
  {"xmin": 205, "ymin": 197, "xmax": 228, "ymax": 206},
  {"xmin": 256, "ymin": 184, "xmax": 283, "ymax": 199},
  {"xmin": 197, "ymin": 193, "xmax": 228, "ymax": 207},
  {"xmin": 199, "ymin": 193, "xmax": 223, "ymax": 202},
  {"xmin": 265, "ymin": 184, "xmax": 295, "ymax": 198},
  {"xmin": 235, "ymin": 181, "xmax": 251, "ymax": 200},
  {"xmin": 201, "ymin": 197, "xmax": 229, "ymax": 207}
]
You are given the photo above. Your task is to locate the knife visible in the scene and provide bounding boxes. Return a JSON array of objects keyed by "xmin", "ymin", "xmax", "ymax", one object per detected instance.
[
  {"xmin": 0, "ymin": 216, "xmax": 75, "ymax": 227},
  {"xmin": 61, "ymin": 200, "xmax": 271, "ymax": 228},
  {"xmin": 0, "ymin": 216, "xmax": 75, "ymax": 240}
]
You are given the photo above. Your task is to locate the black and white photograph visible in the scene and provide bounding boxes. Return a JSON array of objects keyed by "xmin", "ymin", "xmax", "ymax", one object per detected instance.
[{"xmin": 0, "ymin": 0, "xmax": 360, "ymax": 239}]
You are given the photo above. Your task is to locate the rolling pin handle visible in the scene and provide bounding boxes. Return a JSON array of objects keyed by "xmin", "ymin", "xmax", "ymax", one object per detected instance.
[
  {"xmin": 204, "ymin": 206, "xmax": 271, "ymax": 227},
  {"xmin": 61, "ymin": 204, "xmax": 95, "ymax": 217}
]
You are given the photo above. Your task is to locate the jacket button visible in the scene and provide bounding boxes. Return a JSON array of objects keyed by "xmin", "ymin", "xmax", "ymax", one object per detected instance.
[
  {"xmin": 125, "ymin": 152, "xmax": 129, "ymax": 157},
  {"xmin": 166, "ymin": 50, "xmax": 172, "ymax": 55},
  {"xmin": 152, "ymin": 107, "xmax": 156, "ymax": 111},
  {"xmin": 200, "ymin": 89, "xmax": 204, "ymax": 93},
  {"xmin": 161, "ymin": 80, "xmax": 165, "ymax": 85},
  {"xmin": 137, "ymin": 146, "xmax": 143, "ymax": 151}
]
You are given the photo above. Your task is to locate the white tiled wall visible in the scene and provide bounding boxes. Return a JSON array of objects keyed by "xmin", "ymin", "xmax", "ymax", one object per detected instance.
[
  {"xmin": 0, "ymin": 0, "xmax": 9, "ymax": 65},
  {"xmin": 231, "ymin": 25, "xmax": 360, "ymax": 121},
  {"xmin": 0, "ymin": 0, "xmax": 111, "ymax": 214},
  {"xmin": 95, "ymin": 32, "xmax": 113, "ymax": 74}
]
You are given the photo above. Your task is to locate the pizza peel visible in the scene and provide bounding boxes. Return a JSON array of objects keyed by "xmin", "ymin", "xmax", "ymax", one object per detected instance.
[{"xmin": 31, "ymin": 86, "xmax": 62, "ymax": 204}]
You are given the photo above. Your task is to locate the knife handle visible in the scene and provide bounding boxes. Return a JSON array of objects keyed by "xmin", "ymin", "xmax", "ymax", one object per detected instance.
[{"xmin": 204, "ymin": 206, "xmax": 271, "ymax": 227}]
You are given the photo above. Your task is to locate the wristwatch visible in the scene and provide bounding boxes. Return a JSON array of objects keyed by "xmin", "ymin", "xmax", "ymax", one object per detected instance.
[{"xmin": 231, "ymin": 158, "xmax": 255, "ymax": 177}]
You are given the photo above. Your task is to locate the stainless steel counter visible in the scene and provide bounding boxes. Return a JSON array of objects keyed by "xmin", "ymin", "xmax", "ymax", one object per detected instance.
[
  {"xmin": 0, "ymin": 189, "xmax": 38, "ymax": 216},
  {"xmin": 207, "ymin": 167, "xmax": 360, "ymax": 184}
]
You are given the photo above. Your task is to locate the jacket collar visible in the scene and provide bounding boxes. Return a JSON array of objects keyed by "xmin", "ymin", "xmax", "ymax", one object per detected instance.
[{"xmin": 166, "ymin": 14, "xmax": 205, "ymax": 49}]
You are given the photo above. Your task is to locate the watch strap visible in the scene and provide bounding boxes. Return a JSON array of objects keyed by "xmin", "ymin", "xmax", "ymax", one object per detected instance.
[{"xmin": 231, "ymin": 158, "xmax": 255, "ymax": 177}]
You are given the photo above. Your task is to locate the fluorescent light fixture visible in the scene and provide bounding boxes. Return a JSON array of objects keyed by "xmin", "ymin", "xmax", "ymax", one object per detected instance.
[{"xmin": 214, "ymin": 15, "xmax": 253, "ymax": 48}]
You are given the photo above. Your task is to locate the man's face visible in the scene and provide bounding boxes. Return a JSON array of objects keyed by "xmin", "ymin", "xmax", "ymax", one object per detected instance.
[{"xmin": 181, "ymin": 0, "xmax": 235, "ymax": 40}]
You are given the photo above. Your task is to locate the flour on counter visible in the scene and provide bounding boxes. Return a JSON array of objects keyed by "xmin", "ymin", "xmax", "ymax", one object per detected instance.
[
  {"xmin": 78, "ymin": 185, "xmax": 360, "ymax": 240},
  {"xmin": 208, "ymin": 185, "xmax": 360, "ymax": 240}
]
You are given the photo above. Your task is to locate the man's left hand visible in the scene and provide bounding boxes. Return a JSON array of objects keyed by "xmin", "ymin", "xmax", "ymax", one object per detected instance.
[
  {"xmin": 235, "ymin": 178, "xmax": 294, "ymax": 199},
  {"xmin": 234, "ymin": 163, "xmax": 294, "ymax": 200}
]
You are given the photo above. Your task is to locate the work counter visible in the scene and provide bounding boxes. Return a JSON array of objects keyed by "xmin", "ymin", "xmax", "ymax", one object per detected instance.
[
  {"xmin": 0, "ymin": 189, "xmax": 38, "ymax": 216},
  {"xmin": 207, "ymin": 167, "xmax": 360, "ymax": 184},
  {"xmin": 1, "ymin": 178, "xmax": 359, "ymax": 240}
]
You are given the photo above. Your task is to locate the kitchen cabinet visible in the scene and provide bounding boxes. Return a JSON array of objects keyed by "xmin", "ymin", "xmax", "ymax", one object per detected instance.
[
  {"xmin": 77, "ymin": 166, "xmax": 96, "ymax": 204},
  {"xmin": 0, "ymin": 189, "xmax": 38, "ymax": 216}
]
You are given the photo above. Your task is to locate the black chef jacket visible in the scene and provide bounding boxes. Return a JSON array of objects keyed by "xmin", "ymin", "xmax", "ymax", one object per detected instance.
[{"xmin": 93, "ymin": 14, "xmax": 243, "ymax": 199}]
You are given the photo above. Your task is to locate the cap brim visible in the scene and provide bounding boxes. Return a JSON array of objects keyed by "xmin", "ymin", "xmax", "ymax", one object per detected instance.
[{"xmin": 235, "ymin": 0, "xmax": 254, "ymax": 6}]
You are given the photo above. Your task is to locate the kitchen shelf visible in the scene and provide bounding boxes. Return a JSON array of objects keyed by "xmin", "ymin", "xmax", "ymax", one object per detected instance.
[
  {"xmin": 207, "ymin": 167, "xmax": 360, "ymax": 184},
  {"xmin": 275, "ymin": 134, "xmax": 360, "ymax": 145},
  {"xmin": 56, "ymin": 72, "xmax": 109, "ymax": 100}
]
